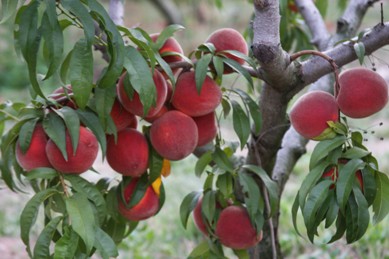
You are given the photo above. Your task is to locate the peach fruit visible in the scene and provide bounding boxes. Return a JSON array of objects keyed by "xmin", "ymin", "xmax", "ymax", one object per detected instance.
[
  {"xmin": 193, "ymin": 112, "xmax": 217, "ymax": 147},
  {"xmin": 193, "ymin": 198, "xmax": 209, "ymax": 235},
  {"xmin": 15, "ymin": 124, "xmax": 52, "ymax": 171},
  {"xmin": 46, "ymin": 126, "xmax": 98, "ymax": 174},
  {"xmin": 337, "ymin": 68, "xmax": 388, "ymax": 118},
  {"xmin": 171, "ymin": 71, "xmax": 222, "ymax": 117},
  {"xmin": 118, "ymin": 178, "xmax": 160, "ymax": 221},
  {"xmin": 150, "ymin": 110, "xmax": 198, "ymax": 161},
  {"xmin": 289, "ymin": 91, "xmax": 339, "ymax": 140},
  {"xmin": 50, "ymin": 85, "xmax": 77, "ymax": 109},
  {"xmin": 150, "ymin": 33, "xmax": 184, "ymax": 64},
  {"xmin": 205, "ymin": 28, "xmax": 248, "ymax": 73},
  {"xmin": 110, "ymin": 98, "xmax": 137, "ymax": 131},
  {"xmin": 106, "ymin": 128, "xmax": 149, "ymax": 177},
  {"xmin": 145, "ymin": 105, "xmax": 169, "ymax": 123},
  {"xmin": 215, "ymin": 205, "xmax": 263, "ymax": 250},
  {"xmin": 117, "ymin": 69, "xmax": 168, "ymax": 118}
]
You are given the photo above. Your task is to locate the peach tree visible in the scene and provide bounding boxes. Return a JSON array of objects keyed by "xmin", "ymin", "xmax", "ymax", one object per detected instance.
[{"xmin": 0, "ymin": 0, "xmax": 389, "ymax": 258}]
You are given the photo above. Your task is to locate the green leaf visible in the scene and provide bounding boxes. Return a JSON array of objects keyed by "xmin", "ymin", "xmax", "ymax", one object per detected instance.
[
  {"xmin": 54, "ymin": 227, "xmax": 79, "ymax": 259},
  {"xmin": 188, "ymin": 241, "xmax": 210, "ymax": 259},
  {"xmin": 234, "ymin": 89, "xmax": 262, "ymax": 135},
  {"xmin": 221, "ymin": 97, "xmax": 231, "ymax": 118},
  {"xmin": 233, "ymin": 249, "xmax": 250, "ymax": 259},
  {"xmin": 328, "ymin": 213, "xmax": 346, "ymax": 243},
  {"xmin": 25, "ymin": 167, "xmax": 58, "ymax": 180},
  {"xmin": 336, "ymin": 159, "xmax": 365, "ymax": 213},
  {"xmin": 65, "ymin": 175, "xmax": 107, "ymax": 226},
  {"xmin": 231, "ymin": 100, "xmax": 250, "ymax": 150},
  {"xmin": 154, "ymin": 24, "xmax": 185, "ymax": 49},
  {"xmin": 221, "ymin": 58, "xmax": 254, "ymax": 88},
  {"xmin": 76, "ymin": 109, "xmax": 107, "ymax": 156},
  {"xmin": 20, "ymin": 188, "xmax": 59, "ymax": 256},
  {"xmin": 291, "ymin": 192, "xmax": 302, "ymax": 237},
  {"xmin": 0, "ymin": 0, "xmax": 19, "ymax": 23},
  {"xmin": 148, "ymin": 146, "xmax": 164, "ymax": 183},
  {"xmin": 195, "ymin": 54, "xmax": 213, "ymax": 94},
  {"xmin": 372, "ymin": 172, "xmax": 389, "ymax": 224},
  {"xmin": 346, "ymin": 187, "xmax": 369, "ymax": 243},
  {"xmin": 154, "ymin": 54, "xmax": 176, "ymax": 86},
  {"xmin": 61, "ymin": 0, "xmax": 95, "ymax": 46},
  {"xmin": 60, "ymin": 49, "xmax": 73, "ymax": 84},
  {"xmin": 354, "ymin": 42, "xmax": 365, "ymax": 65},
  {"xmin": 68, "ymin": 39, "xmax": 94, "ymax": 109},
  {"xmin": 325, "ymin": 191, "xmax": 339, "ymax": 228},
  {"xmin": 212, "ymin": 55, "xmax": 224, "ymax": 83},
  {"xmin": 94, "ymin": 227, "xmax": 119, "ymax": 259},
  {"xmin": 43, "ymin": 112, "xmax": 67, "ymax": 161},
  {"xmin": 179, "ymin": 191, "xmax": 201, "ymax": 229},
  {"xmin": 123, "ymin": 46, "xmax": 156, "ymax": 116},
  {"xmin": 309, "ymin": 136, "xmax": 346, "ymax": 170},
  {"xmin": 243, "ymin": 165, "xmax": 279, "ymax": 217},
  {"xmin": 302, "ymin": 180, "xmax": 333, "ymax": 242},
  {"xmin": 41, "ymin": 0, "xmax": 64, "ymax": 80},
  {"xmin": 65, "ymin": 193, "xmax": 96, "ymax": 254},
  {"xmin": 15, "ymin": 1, "xmax": 44, "ymax": 98},
  {"xmin": 342, "ymin": 146, "xmax": 371, "ymax": 160},
  {"xmin": 33, "ymin": 216, "xmax": 62, "ymax": 259},
  {"xmin": 212, "ymin": 147, "xmax": 234, "ymax": 173},
  {"xmin": 195, "ymin": 151, "xmax": 213, "ymax": 177},
  {"xmin": 238, "ymin": 172, "xmax": 261, "ymax": 224},
  {"xmin": 54, "ymin": 107, "xmax": 80, "ymax": 155},
  {"xmin": 315, "ymin": 0, "xmax": 328, "ymax": 17},
  {"xmin": 18, "ymin": 118, "xmax": 38, "ymax": 154},
  {"xmin": 216, "ymin": 173, "xmax": 234, "ymax": 198},
  {"xmin": 202, "ymin": 190, "xmax": 216, "ymax": 224},
  {"xmin": 361, "ymin": 167, "xmax": 376, "ymax": 206}
]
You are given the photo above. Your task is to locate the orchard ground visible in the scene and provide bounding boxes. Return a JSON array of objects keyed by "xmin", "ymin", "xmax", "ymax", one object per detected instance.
[{"xmin": 1, "ymin": 0, "xmax": 389, "ymax": 258}]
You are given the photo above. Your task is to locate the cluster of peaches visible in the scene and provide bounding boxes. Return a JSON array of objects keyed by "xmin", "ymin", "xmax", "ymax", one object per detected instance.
[
  {"xmin": 289, "ymin": 67, "xmax": 388, "ymax": 188},
  {"xmin": 14, "ymin": 27, "xmax": 262, "ymax": 249}
]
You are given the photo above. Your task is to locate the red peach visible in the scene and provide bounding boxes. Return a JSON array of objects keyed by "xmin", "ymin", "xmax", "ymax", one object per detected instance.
[
  {"xmin": 193, "ymin": 198, "xmax": 209, "ymax": 235},
  {"xmin": 106, "ymin": 128, "xmax": 149, "ymax": 177},
  {"xmin": 193, "ymin": 112, "xmax": 217, "ymax": 147},
  {"xmin": 150, "ymin": 110, "xmax": 198, "ymax": 161},
  {"xmin": 50, "ymin": 85, "xmax": 77, "ymax": 109},
  {"xmin": 110, "ymin": 98, "xmax": 137, "ymax": 131},
  {"xmin": 145, "ymin": 105, "xmax": 169, "ymax": 123},
  {"xmin": 171, "ymin": 71, "xmax": 222, "ymax": 117},
  {"xmin": 215, "ymin": 206, "xmax": 263, "ymax": 250},
  {"xmin": 289, "ymin": 91, "xmax": 339, "ymax": 139},
  {"xmin": 337, "ymin": 68, "xmax": 388, "ymax": 118},
  {"xmin": 15, "ymin": 124, "xmax": 52, "ymax": 171},
  {"xmin": 150, "ymin": 33, "xmax": 184, "ymax": 64},
  {"xmin": 118, "ymin": 178, "xmax": 160, "ymax": 221},
  {"xmin": 117, "ymin": 69, "xmax": 168, "ymax": 118},
  {"xmin": 46, "ymin": 126, "xmax": 98, "ymax": 174}
]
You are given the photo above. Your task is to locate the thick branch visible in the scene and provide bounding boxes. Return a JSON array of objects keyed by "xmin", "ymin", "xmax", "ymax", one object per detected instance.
[
  {"xmin": 295, "ymin": 0, "xmax": 330, "ymax": 49},
  {"xmin": 109, "ymin": 0, "xmax": 124, "ymax": 26},
  {"xmin": 148, "ymin": 0, "xmax": 183, "ymax": 25}
]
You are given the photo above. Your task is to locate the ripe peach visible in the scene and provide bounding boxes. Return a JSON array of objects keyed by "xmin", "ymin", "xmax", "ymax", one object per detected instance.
[
  {"xmin": 289, "ymin": 91, "xmax": 339, "ymax": 140},
  {"xmin": 118, "ymin": 178, "xmax": 160, "ymax": 221},
  {"xmin": 215, "ymin": 206, "xmax": 263, "ymax": 250},
  {"xmin": 144, "ymin": 105, "xmax": 169, "ymax": 123},
  {"xmin": 46, "ymin": 126, "xmax": 98, "ymax": 174},
  {"xmin": 50, "ymin": 85, "xmax": 77, "ymax": 109},
  {"xmin": 15, "ymin": 124, "xmax": 52, "ymax": 171},
  {"xmin": 106, "ymin": 128, "xmax": 149, "ymax": 177},
  {"xmin": 150, "ymin": 33, "xmax": 184, "ymax": 64},
  {"xmin": 110, "ymin": 98, "xmax": 137, "ymax": 131},
  {"xmin": 337, "ymin": 68, "xmax": 388, "ymax": 118},
  {"xmin": 171, "ymin": 71, "xmax": 222, "ymax": 117},
  {"xmin": 193, "ymin": 112, "xmax": 217, "ymax": 147},
  {"xmin": 150, "ymin": 110, "xmax": 198, "ymax": 161},
  {"xmin": 205, "ymin": 28, "xmax": 248, "ymax": 73},
  {"xmin": 117, "ymin": 69, "xmax": 168, "ymax": 118}
]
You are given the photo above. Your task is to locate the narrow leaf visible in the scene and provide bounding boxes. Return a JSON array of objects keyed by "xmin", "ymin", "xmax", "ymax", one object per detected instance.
[
  {"xmin": 195, "ymin": 151, "xmax": 213, "ymax": 177},
  {"xmin": 309, "ymin": 136, "xmax": 346, "ymax": 170},
  {"xmin": 33, "ymin": 216, "xmax": 62, "ymax": 259},
  {"xmin": 94, "ymin": 227, "xmax": 119, "ymax": 259},
  {"xmin": 212, "ymin": 147, "xmax": 234, "ymax": 173},
  {"xmin": 354, "ymin": 42, "xmax": 365, "ymax": 65},
  {"xmin": 54, "ymin": 227, "xmax": 79, "ymax": 259},
  {"xmin": 231, "ymin": 100, "xmax": 250, "ymax": 150},
  {"xmin": 372, "ymin": 172, "xmax": 389, "ymax": 224},
  {"xmin": 195, "ymin": 54, "xmax": 213, "ymax": 94},
  {"xmin": 43, "ymin": 112, "xmax": 67, "ymax": 161},
  {"xmin": 18, "ymin": 118, "xmax": 38, "ymax": 154},
  {"xmin": 179, "ymin": 191, "xmax": 201, "ymax": 228}
]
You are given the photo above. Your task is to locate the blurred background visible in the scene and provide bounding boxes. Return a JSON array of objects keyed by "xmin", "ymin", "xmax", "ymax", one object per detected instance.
[{"xmin": 1, "ymin": 0, "xmax": 389, "ymax": 258}]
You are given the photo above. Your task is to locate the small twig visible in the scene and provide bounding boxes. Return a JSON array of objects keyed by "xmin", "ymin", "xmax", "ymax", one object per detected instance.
[
  {"xmin": 58, "ymin": 173, "xmax": 70, "ymax": 198},
  {"xmin": 290, "ymin": 50, "xmax": 340, "ymax": 98},
  {"xmin": 252, "ymin": 142, "xmax": 277, "ymax": 259},
  {"xmin": 381, "ymin": 2, "xmax": 384, "ymax": 26}
]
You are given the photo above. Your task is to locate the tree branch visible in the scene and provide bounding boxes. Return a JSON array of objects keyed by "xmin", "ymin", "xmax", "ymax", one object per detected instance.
[
  {"xmin": 109, "ymin": 0, "xmax": 124, "ymax": 26},
  {"xmin": 148, "ymin": 0, "xmax": 183, "ymax": 25},
  {"xmin": 295, "ymin": 0, "xmax": 330, "ymax": 50}
]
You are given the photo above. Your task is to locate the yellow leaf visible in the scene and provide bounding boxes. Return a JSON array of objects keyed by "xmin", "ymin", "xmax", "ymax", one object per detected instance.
[
  {"xmin": 152, "ymin": 177, "xmax": 162, "ymax": 196},
  {"xmin": 161, "ymin": 159, "xmax": 171, "ymax": 177}
]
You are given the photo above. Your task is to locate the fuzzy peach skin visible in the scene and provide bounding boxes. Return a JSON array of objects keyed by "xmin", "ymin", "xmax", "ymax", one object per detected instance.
[
  {"xmin": 106, "ymin": 128, "xmax": 149, "ymax": 177},
  {"xmin": 150, "ymin": 110, "xmax": 198, "ymax": 161},
  {"xmin": 46, "ymin": 126, "xmax": 98, "ymax": 174},
  {"xmin": 193, "ymin": 197, "xmax": 209, "ymax": 236},
  {"xmin": 337, "ymin": 68, "xmax": 388, "ymax": 118},
  {"xmin": 150, "ymin": 33, "xmax": 184, "ymax": 64},
  {"xmin": 215, "ymin": 206, "xmax": 263, "ymax": 250},
  {"xmin": 110, "ymin": 98, "xmax": 137, "ymax": 131},
  {"xmin": 16, "ymin": 123, "xmax": 52, "ymax": 171},
  {"xmin": 171, "ymin": 71, "xmax": 222, "ymax": 117},
  {"xmin": 289, "ymin": 91, "xmax": 339, "ymax": 139},
  {"xmin": 117, "ymin": 69, "xmax": 168, "ymax": 118},
  {"xmin": 206, "ymin": 28, "xmax": 248, "ymax": 73},
  {"xmin": 193, "ymin": 112, "xmax": 217, "ymax": 147},
  {"xmin": 118, "ymin": 178, "xmax": 160, "ymax": 221}
]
